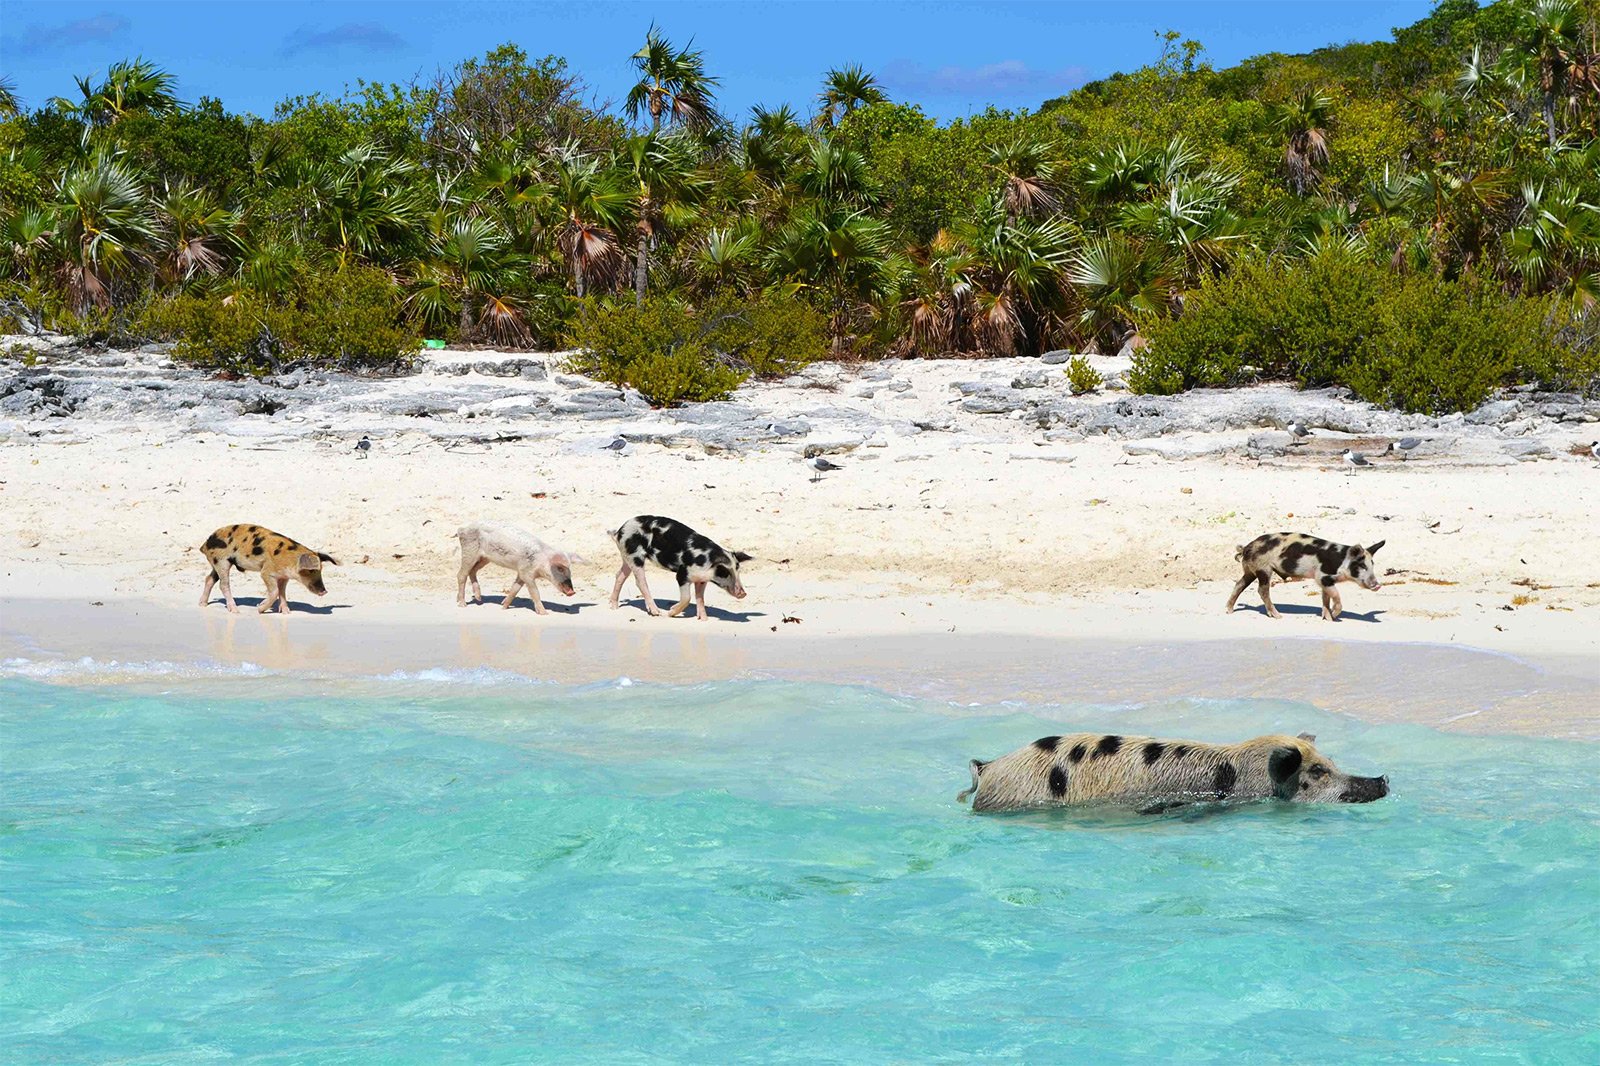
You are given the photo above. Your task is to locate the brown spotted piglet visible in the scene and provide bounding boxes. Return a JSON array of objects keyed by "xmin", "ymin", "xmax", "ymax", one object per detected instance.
[{"xmin": 200, "ymin": 524, "xmax": 338, "ymax": 615}]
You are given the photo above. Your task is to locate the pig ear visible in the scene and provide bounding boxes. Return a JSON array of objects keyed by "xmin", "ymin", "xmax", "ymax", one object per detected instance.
[
  {"xmin": 317, "ymin": 552, "xmax": 339, "ymax": 566},
  {"xmin": 1367, "ymin": 541, "xmax": 1385, "ymax": 554},
  {"xmin": 1297, "ymin": 732, "xmax": 1317, "ymax": 743},
  {"xmin": 956, "ymin": 758, "xmax": 987, "ymax": 804},
  {"xmin": 1269, "ymin": 747, "xmax": 1303, "ymax": 796},
  {"xmin": 297, "ymin": 552, "xmax": 318, "ymax": 570},
  {"xmin": 733, "ymin": 551, "xmax": 754, "ymax": 564},
  {"xmin": 566, "ymin": 553, "xmax": 588, "ymax": 565}
]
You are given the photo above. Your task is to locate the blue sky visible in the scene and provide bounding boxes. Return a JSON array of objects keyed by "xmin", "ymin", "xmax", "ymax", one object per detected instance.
[{"xmin": 2, "ymin": 1, "xmax": 1438, "ymax": 123}]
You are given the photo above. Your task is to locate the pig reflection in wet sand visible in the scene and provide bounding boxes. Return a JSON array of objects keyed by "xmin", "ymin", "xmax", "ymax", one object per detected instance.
[
  {"xmin": 456, "ymin": 523, "xmax": 579, "ymax": 614},
  {"xmin": 959, "ymin": 732, "xmax": 1389, "ymax": 813},
  {"xmin": 609, "ymin": 515, "xmax": 752, "ymax": 620},
  {"xmin": 200, "ymin": 523, "xmax": 338, "ymax": 615},
  {"xmin": 1226, "ymin": 533, "xmax": 1385, "ymax": 621}
]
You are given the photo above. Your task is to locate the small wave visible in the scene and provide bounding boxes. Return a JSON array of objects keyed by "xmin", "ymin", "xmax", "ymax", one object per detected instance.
[{"xmin": 1, "ymin": 656, "xmax": 267, "ymax": 680}]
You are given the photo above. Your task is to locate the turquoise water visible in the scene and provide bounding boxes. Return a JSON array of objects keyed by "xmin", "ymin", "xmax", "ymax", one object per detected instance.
[{"xmin": 2, "ymin": 672, "xmax": 1597, "ymax": 1063}]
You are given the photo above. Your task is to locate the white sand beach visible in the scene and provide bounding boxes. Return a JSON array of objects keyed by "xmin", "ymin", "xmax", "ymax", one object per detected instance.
[{"xmin": 4, "ymin": 345, "xmax": 1598, "ymax": 736}]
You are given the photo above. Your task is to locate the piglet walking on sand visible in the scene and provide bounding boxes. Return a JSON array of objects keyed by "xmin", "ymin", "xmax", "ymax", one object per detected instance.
[
  {"xmin": 456, "ymin": 523, "xmax": 580, "ymax": 614},
  {"xmin": 609, "ymin": 515, "xmax": 752, "ymax": 621},
  {"xmin": 200, "ymin": 524, "xmax": 338, "ymax": 615},
  {"xmin": 1225, "ymin": 533, "xmax": 1384, "ymax": 621}
]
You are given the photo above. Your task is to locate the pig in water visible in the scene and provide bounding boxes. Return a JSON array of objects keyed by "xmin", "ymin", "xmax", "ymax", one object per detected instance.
[
  {"xmin": 1226, "ymin": 532, "xmax": 1385, "ymax": 621},
  {"xmin": 200, "ymin": 523, "xmax": 338, "ymax": 615},
  {"xmin": 959, "ymin": 731, "xmax": 1389, "ymax": 813},
  {"xmin": 608, "ymin": 515, "xmax": 752, "ymax": 620},
  {"xmin": 456, "ymin": 523, "xmax": 579, "ymax": 614}
]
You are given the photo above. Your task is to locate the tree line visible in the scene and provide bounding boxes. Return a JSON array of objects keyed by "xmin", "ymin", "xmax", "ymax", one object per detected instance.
[{"xmin": 0, "ymin": 0, "xmax": 1597, "ymax": 404}]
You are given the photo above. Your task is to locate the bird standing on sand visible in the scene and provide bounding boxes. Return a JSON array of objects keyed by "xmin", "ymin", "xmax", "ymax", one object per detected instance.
[
  {"xmin": 355, "ymin": 435, "xmax": 371, "ymax": 458},
  {"xmin": 808, "ymin": 456, "xmax": 843, "ymax": 483},
  {"xmin": 1287, "ymin": 421, "xmax": 1312, "ymax": 445},
  {"xmin": 1342, "ymin": 448, "xmax": 1371, "ymax": 475},
  {"xmin": 1386, "ymin": 437, "xmax": 1421, "ymax": 460},
  {"xmin": 604, "ymin": 437, "xmax": 627, "ymax": 452},
  {"xmin": 1590, "ymin": 440, "xmax": 1599, "ymax": 461}
]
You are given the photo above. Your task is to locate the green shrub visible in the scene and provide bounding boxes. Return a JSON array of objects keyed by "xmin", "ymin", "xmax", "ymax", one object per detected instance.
[
  {"xmin": 1131, "ymin": 253, "xmax": 1590, "ymax": 413},
  {"xmin": 293, "ymin": 264, "xmax": 418, "ymax": 369},
  {"xmin": 1346, "ymin": 275, "xmax": 1548, "ymax": 414},
  {"xmin": 569, "ymin": 291, "xmax": 825, "ymax": 406},
  {"xmin": 140, "ymin": 264, "xmax": 418, "ymax": 375},
  {"xmin": 1064, "ymin": 355, "xmax": 1102, "ymax": 395}
]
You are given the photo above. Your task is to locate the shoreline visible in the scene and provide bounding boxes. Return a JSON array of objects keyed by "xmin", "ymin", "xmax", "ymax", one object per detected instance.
[{"xmin": 5, "ymin": 595, "xmax": 1597, "ymax": 740}]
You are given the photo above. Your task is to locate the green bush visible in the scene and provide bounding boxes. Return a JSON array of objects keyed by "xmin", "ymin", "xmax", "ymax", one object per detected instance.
[
  {"xmin": 569, "ymin": 291, "xmax": 825, "ymax": 406},
  {"xmin": 293, "ymin": 264, "xmax": 419, "ymax": 369},
  {"xmin": 1064, "ymin": 355, "xmax": 1102, "ymax": 395},
  {"xmin": 1131, "ymin": 252, "xmax": 1591, "ymax": 413},
  {"xmin": 140, "ymin": 264, "xmax": 418, "ymax": 375}
]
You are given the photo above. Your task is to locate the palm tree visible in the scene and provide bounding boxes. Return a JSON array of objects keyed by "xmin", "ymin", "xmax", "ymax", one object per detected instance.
[
  {"xmin": 0, "ymin": 77, "xmax": 19, "ymax": 118},
  {"xmin": 694, "ymin": 224, "xmax": 762, "ymax": 294},
  {"xmin": 619, "ymin": 132, "xmax": 707, "ymax": 301},
  {"xmin": 306, "ymin": 144, "xmax": 423, "ymax": 267},
  {"xmin": 154, "ymin": 180, "xmax": 232, "ymax": 284},
  {"xmin": 1068, "ymin": 235, "xmax": 1178, "ymax": 351},
  {"xmin": 53, "ymin": 58, "xmax": 182, "ymax": 129},
  {"xmin": 1504, "ymin": 181, "xmax": 1600, "ymax": 308},
  {"xmin": 51, "ymin": 151, "xmax": 159, "ymax": 313},
  {"xmin": 817, "ymin": 65, "xmax": 886, "ymax": 128},
  {"xmin": 795, "ymin": 137, "xmax": 880, "ymax": 208},
  {"xmin": 765, "ymin": 205, "xmax": 891, "ymax": 353},
  {"xmin": 409, "ymin": 213, "xmax": 533, "ymax": 345},
  {"xmin": 740, "ymin": 105, "xmax": 809, "ymax": 188},
  {"xmin": 549, "ymin": 145, "xmax": 631, "ymax": 297},
  {"xmin": 625, "ymin": 28, "xmax": 720, "ymax": 133},
  {"xmin": 1514, "ymin": 0, "xmax": 1581, "ymax": 145},
  {"xmin": 986, "ymin": 136, "xmax": 1062, "ymax": 220},
  {"xmin": 1272, "ymin": 90, "xmax": 1333, "ymax": 196}
]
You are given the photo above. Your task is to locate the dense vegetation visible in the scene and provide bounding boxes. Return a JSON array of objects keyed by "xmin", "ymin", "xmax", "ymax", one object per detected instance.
[{"xmin": 1, "ymin": 0, "xmax": 1598, "ymax": 409}]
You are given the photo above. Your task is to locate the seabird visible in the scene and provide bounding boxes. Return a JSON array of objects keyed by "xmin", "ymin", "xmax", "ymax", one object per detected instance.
[
  {"xmin": 604, "ymin": 437, "xmax": 627, "ymax": 452},
  {"xmin": 1287, "ymin": 421, "xmax": 1312, "ymax": 444},
  {"xmin": 1341, "ymin": 448, "xmax": 1371, "ymax": 475},
  {"xmin": 807, "ymin": 455, "xmax": 843, "ymax": 482},
  {"xmin": 1386, "ymin": 437, "xmax": 1421, "ymax": 460},
  {"xmin": 1590, "ymin": 440, "xmax": 1599, "ymax": 460},
  {"xmin": 355, "ymin": 435, "xmax": 371, "ymax": 458}
]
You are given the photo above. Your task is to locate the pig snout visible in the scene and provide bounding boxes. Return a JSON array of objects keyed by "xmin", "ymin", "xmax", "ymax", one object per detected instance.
[{"xmin": 1339, "ymin": 775, "xmax": 1389, "ymax": 803}]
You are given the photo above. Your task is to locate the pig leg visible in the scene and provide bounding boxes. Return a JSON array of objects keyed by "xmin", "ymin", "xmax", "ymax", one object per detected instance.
[
  {"xmin": 609, "ymin": 562, "xmax": 630, "ymax": 608},
  {"xmin": 631, "ymin": 565, "xmax": 661, "ymax": 616},
  {"xmin": 276, "ymin": 575, "xmax": 292, "ymax": 615},
  {"xmin": 218, "ymin": 565, "xmax": 238, "ymax": 614},
  {"xmin": 667, "ymin": 568, "xmax": 693, "ymax": 617},
  {"xmin": 201, "ymin": 566, "xmax": 217, "ymax": 608},
  {"xmin": 694, "ymin": 580, "xmax": 708, "ymax": 621},
  {"xmin": 458, "ymin": 555, "xmax": 486, "ymax": 606},
  {"xmin": 258, "ymin": 573, "xmax": 279, "ymax": 614},
  {"xmin": 1224, "ymin": 572, "xmax": 1255, "ymax": 614},
  {"xmin": 502, "ymin": 576, "xmax": 522, "ymax": 609},
  {"xmin": 1257, "ymin": 574, "xmax": 1281, "ymax": 619},
  {"xmin": 1321, "ymin": 582, "xmax": 1341, "ymax": 621},
  {"xmin": 510, "ymin": 571, "xmax": 547, "ymax": 614}
]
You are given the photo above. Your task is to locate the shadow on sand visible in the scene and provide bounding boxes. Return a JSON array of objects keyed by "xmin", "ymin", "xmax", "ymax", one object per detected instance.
[{"xmin": 1234, "ymin": 603, "xmax": 1385, "ymax": 624}]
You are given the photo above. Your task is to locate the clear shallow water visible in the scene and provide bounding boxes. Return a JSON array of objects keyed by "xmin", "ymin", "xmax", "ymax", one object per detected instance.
[{"xmin": 2, "ymin": 673, "xmax": 1597, "ymax": 1064}]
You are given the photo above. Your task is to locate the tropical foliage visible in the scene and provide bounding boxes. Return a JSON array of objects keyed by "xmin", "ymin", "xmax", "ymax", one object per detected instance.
[{"xmin": 1, "ymin": 2, "xmax": 1598, "ymax": 405}]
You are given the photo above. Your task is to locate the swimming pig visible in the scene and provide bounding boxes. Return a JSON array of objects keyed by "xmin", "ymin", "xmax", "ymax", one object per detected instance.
[
  {"xmin": 200, "ymin": 523, "xmax": 338, "ymax": 615},
  {"xmin": 1226, "ymin": 533, "xmax": 1385, "ymax": 621},
  {"xmin": 455, "ymin": 522, "xmax": 580, "ymax": 614},
  {"xmin": 958, "ymin": 732, "xmax": 1389, "ymax": 813},
  {"xmin": 608, "ymin": 515, "xmax": 752, "ymax": 620}
]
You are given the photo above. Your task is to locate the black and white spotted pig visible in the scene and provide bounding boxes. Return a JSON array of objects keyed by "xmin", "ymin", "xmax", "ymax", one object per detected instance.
[
  {"xmin": 608, "ymin": 515, "xmax": 752, "ymax": 620},
  {"xmin": 958, "ymin": 731, "xmax": 1389, "ymax": 813},
  {"xmin": 1225, "ymin": 533, "xmax": 1385, "ymax": 621}
]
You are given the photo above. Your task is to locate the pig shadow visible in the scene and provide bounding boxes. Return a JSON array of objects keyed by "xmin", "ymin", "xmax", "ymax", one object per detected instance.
[
  {"xmin": 494, "ymin": 597, "xmax": 598, "ymax": 615},
  {"xmin": 1236, "ymin": 603, "xmax": 1385, "ymax": 623},
  {"xmin": 220, "ymin": 597, "xmax": 351, "ymax": 616},
  {"xmin": 621, "ymin": 598, "xmax": 767, "ymax": 623}
]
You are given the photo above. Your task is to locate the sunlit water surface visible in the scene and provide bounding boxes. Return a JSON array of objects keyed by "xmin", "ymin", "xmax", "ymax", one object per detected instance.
[{"xmin": 3, "ymin": 671, "xmax": 1597, "ymax": 1063}]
